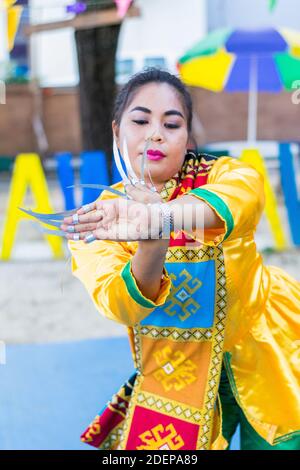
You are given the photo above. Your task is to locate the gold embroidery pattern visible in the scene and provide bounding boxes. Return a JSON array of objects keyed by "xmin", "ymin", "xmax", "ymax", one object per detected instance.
[
  {"xmin": 136, "ymin": 390, "xmax": 202, "ymax": 424},
  {"xmin": 82, "ymin": 420, "xmax": 101, "ymax": 443},
  {"xmin": 165, "ymin": 269, "xmax": 202, "ymax": 321},
  {"xmin": 197, "ymin": 246, "xmax": 227, "ymax": 449},
  {"xmin": 139, "ymin": 325, "xmax": 212, "ymax": 342},
  {"xmin": 160, "ymin": 179, "xmax": 178, "ymax": 202},
  {"xmin": 166, "ymin": 245, "xmax": 215, "ymax": 263},
  {"xmin": 153, "ymin": 346, "xmax": 197, "ymax": 391},
  {"xmin": 100, "ymin": 426, "xmax": 124, "ymax": 450},
  {"xmin": 118, "ymin": 244, "xmax": 227, "ymax": 450},
  {"xmin": 82, "ymin": 418, "xmax": 124, "ymax": 450},
  {"xmin": 116, "ymin": 371, "xmax": 143, "ymax": 449},
  {"xmin": 136, "ymin": 423, "xmax": 185, "ymax": 450},
  {"xmin": 159, "ymin": 153, "xmax": 217, "ymax": 204}
]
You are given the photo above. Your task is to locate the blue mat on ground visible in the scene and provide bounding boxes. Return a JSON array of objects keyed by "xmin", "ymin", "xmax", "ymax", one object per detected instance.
[{"xmin": 0, "ymin": 337, "xmax": 240, "ymax": 450}]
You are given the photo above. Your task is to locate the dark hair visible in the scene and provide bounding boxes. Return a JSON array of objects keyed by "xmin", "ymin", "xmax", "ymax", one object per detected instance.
[{"xmin": 113, "ymin": 67, "xmax": 193, "ymax": 133}]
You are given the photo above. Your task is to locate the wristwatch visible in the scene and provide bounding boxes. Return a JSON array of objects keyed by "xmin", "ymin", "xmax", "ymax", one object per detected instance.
[
  {"xmin": 158, "ymin": 203, "xmax": 175, "ymax": 239},
  {"xmin": 147, "ymin": 203, "xmax": 174, "ymax": 239}
]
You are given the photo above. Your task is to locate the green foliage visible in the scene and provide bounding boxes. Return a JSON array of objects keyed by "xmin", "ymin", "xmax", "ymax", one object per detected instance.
[{"xmin": 269, "ymin": 0, "xmax": 278, "ymax": 12}]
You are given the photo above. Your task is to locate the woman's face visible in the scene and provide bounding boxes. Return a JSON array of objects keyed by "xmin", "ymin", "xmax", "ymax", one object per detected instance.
[{"xmin": 112, "ymin": 82, "xmax": 189, "ymax": 191}]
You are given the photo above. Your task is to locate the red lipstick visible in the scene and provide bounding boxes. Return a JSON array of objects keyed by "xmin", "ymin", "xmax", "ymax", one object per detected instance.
[{"xmin": 147, "ymin": 149, "xmax": 166, "ymax": 161}]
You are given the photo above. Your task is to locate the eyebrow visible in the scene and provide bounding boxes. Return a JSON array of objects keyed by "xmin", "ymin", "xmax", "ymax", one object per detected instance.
[{"xmin": 130, "ymin": 106, "xmax": 185, "ymax": 119}]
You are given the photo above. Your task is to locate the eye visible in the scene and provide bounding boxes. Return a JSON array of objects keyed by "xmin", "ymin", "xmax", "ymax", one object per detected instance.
[
  {"xmin": 132, "ymin": 120, "xmax": 148, "ymax": 125},
  {"xmin": 165, "ymin": 123, "xmax": 180, "ymax": 129}
]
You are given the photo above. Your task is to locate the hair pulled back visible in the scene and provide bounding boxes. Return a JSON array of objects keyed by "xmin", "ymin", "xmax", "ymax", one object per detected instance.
[{"xmin": 113, "ymin": 67, "xmax": 193, "ymax": 133}]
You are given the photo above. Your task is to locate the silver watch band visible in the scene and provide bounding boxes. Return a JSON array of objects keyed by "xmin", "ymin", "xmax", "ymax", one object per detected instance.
[
  {"xmin": 158, "ymin": 203, "xmax": 174, "ymax": 239},
  {"xmin": 147, "ymin": 203, "xmax": 174, "ymax": 239}
]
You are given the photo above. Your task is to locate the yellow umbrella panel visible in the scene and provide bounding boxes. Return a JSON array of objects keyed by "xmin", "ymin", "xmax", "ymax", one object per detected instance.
[
  {"xmin": 7, "ymin": 5, "xmax": 22, "ymax": 52},
  {"xmin": 178, "ymin": 48, "xmax": 235, "ymax": 92},
  {"xmin": 2, "ymin": 0, "xmax": 23, "ymax": 53}
]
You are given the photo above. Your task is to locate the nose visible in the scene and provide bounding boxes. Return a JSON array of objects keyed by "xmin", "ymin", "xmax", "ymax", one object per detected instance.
[{"xmin": 147, "ymin": 127, "xmax": 163, "ymax": 142}]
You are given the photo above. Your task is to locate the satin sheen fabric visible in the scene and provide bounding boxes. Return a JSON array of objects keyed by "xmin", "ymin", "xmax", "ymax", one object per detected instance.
[{"xmin": 69, "ymin": 156, "xmax": 300, "ymax": 447}]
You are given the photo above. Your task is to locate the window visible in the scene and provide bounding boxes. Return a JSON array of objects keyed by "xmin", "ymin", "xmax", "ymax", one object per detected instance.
[
  {"xmin": 116, "ymin": 58, "xmax": 134, "ymax": 84},
  {"xmin": 143, "ymin": 57, "xmax": 167, "ymax": 70}
]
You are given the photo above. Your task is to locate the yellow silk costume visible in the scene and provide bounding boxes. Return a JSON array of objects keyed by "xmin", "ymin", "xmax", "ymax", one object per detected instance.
[{"xmin": 68, "ymin": 155, "xmax": 300, "ymax": 449}]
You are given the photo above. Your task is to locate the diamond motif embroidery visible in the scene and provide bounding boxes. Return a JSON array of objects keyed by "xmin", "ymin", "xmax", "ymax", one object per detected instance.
[
  {"xmin": 176, "ymin": 289, "xmax": 190, "ymax": 302},
  {"xmin": 162, "ymin": 362, "xmax": 175, "ymax": 375}
]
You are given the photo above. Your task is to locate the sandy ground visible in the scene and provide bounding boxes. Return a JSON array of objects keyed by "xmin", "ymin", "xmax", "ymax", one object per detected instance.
[{"xmin": 0, "ymin": 170, "xmax": 299, "ymax": 345}]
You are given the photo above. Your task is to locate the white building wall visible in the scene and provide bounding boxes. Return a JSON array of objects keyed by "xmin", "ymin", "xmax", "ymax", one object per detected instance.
[
  {"xmin": 117, "ymin": 0, "xmax": 207, "ymax": 74},
  {"xmin": 29, "ymin": 0, "xmax": 207, "ymax": 87},
  {"xmin": 0, "ymin": 4, "xmax": 8, "ymax": 63},
  {"xmin": 207, "ymin": 0, "xmax": 300, "ymax": 30},
  {"xmin": 30, "ymin": 0, "xmax": 79, "ymax": 86}
]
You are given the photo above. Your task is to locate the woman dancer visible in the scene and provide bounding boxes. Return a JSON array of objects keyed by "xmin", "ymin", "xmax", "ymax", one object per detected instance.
[{"xmin": 45, "ymin": 69, "xmax": 300, "ymax": 450}]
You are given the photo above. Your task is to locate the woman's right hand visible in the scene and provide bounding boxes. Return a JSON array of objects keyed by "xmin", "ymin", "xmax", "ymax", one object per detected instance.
[
  {"xmin": 61, "ymin": 198, "xmax": 162, "ymax": 243},
  {"xmin": 125, "ymin": 182, "xmax": 163, "ymax": 204}
]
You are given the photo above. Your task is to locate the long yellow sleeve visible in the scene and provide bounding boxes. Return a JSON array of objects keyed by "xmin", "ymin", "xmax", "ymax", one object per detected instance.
[{"xmin": 183, "ymin": 157, "xmax": 266, "ymax": 246}]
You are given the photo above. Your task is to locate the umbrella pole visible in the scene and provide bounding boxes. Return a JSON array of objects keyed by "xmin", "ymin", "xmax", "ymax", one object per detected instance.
[{"xmin": 247, "ymin": 55, "xmax": 258, "ymax": 144}]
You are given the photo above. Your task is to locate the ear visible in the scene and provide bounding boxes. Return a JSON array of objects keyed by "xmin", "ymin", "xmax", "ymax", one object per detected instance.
[
  {"xmin": 187, "ymin": 132, "xmax": 197, "ymax": 151},
  {"xmin": 112, "ymin": 120, "xmax": 120, "ymax": 146}
]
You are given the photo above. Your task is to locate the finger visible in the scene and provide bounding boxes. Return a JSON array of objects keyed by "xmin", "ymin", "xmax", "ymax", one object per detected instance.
[
  {"xmin": 132, "ymin": 182, "xmax": 153, "ymax": 192},
  {"xmin": 124, "ymin": 185, "xmax": 149, "ymax": 203},
  {"xmin": 126, "ymin": 182, "xmax": 160, "ymax": 198},
  {"xmin": 146, "ymin": 182, "xmax": 159, "ymax": 192},
  {"xmin": 63, "ymin": 209, "xmax": 104, "ymax": 225},
  {"xmin": 77, "ymin": 202, "xmax": 97, "ymax": 215},
  {"xmin": 145, "ymin": 181, "xmax": 154, "ymax": 190},
  {"xmin": 124, "ymin": 183, "xmax": 136, "ymax": 194},
  {"xmin": 61, "ymin": 222, "xmax": 98, "ymax": 233},
  {"xmin": 65, "ymin": 230, "xmax": 92, "ymax": 241},
  {"xmin": 83, "ymin": 232, "xmax": 98, "ymax": 244},
  {"xmin": 126, "ymin": 182, "xmax": 149, "ymax": 192}
]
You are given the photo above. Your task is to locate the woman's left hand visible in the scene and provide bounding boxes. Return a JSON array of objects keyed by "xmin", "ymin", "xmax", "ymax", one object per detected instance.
[{"xmin": 61, "ymin": 198, "xmax": 161, "ymax": 242}]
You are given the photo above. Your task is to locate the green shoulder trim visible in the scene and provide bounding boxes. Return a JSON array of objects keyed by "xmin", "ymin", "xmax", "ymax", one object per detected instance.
[
  {"xmin": 188, "ymin": 188, "xmax": 234, "ymax": 240},
  {"xmin": 121, "ymin": 261, "xmax": 157, "ymax": 309}
]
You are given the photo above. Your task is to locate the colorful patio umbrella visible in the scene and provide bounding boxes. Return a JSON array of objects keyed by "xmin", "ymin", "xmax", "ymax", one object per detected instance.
[
  {"xmin": 0, "ymin": 0, "xmax": 23, "ymax": 60},
  {"xmin": 269, "ymin": 0, "xmax": 278, "ymax": 12},
  {"xmin": 178, "ymin": 27, "xmax": 300, "ymax": 142}
]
